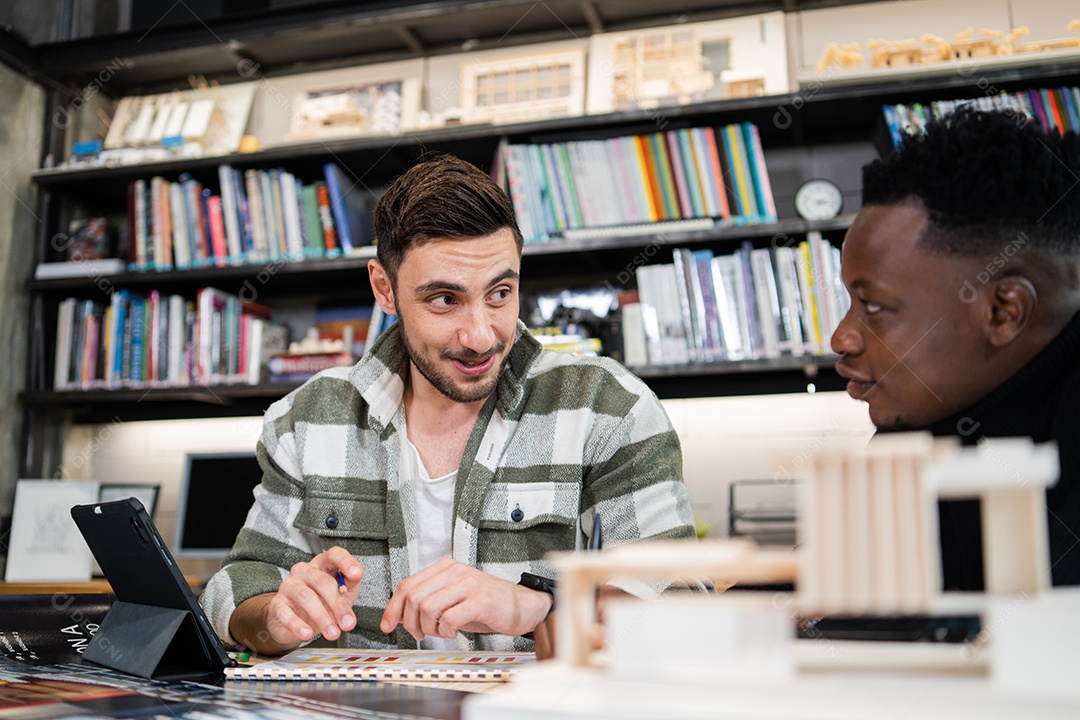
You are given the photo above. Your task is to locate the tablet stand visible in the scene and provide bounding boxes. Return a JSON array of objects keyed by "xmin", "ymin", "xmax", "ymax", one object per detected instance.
[{"xmin": 84, "ymin": 601, "xmax": 217, "ymax": 679}]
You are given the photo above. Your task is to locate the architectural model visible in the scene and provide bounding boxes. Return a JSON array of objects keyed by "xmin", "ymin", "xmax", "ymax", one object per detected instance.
[
  {"xmin": 100, "ymin": 82, "xmax": 256, "ymax": 165},
  {"xmin": 815, "ymin": 21, "xmax": 1080, "ymax": 74},
  {"xmin": 466, "ymin": 434, "xmax": 1080, "ymax": 720},
  {"xmin": 458, "ymin": 50, "xmax": 586, "ymax": 126},
  {"xmin": 587, "ymin": 13, "xmax": 789, "ymax": 114},
  {"xmin": 285, "ymin": 78, "xmax": 420, "ymax": 141}
]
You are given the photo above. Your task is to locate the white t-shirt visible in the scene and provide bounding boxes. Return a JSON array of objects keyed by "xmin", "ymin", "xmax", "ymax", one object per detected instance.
[{"xmin": 403, "ymin": 437, "xmax": 464, "ymax": 650}]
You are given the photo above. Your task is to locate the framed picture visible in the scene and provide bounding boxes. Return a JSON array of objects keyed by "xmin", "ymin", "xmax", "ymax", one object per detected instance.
[
  {"xmin": 99, "ymin": 484, "xmax": 160, "ymax": 517},
  {"xmin": 4, "ymin": 479, "xmax": 100, "ymax": 582}
]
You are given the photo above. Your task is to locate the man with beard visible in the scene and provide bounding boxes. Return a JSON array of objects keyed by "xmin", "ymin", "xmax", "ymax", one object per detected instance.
[
  {"xmin": 202, "ymin": 155, "xmax": 698, "ymax": 656},
  {"xmin": 831, "ymin": 109, "xmax": 1080, "ymax": 590}
]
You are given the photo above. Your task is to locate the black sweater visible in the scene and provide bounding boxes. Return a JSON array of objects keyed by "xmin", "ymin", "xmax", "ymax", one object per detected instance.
[{"xmin": 912, "ymin": 309, "xmax": 1080, "ymax": 589}]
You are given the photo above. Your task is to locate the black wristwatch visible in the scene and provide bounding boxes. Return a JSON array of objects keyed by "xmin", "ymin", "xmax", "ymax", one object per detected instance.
[{"xmin": 518, "ymin": 572, "xmax": 556, "ymax": 613}]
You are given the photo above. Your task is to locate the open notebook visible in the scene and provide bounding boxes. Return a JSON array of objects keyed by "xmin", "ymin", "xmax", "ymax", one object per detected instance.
[{"xmin": 226, "ymin": 648, "xmax": 535, "ymax": 682}]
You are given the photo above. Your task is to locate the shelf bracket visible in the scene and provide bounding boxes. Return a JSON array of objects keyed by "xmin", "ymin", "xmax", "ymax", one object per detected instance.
[{"xmin": 395, "ymin": 25, "xmax": 425, "ymax": 55}]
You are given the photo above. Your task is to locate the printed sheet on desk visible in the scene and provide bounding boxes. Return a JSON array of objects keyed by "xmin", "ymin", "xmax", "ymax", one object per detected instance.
[
  {"xmin": 0, "ymin": 658, "xmax": 460, "ymax": 720},
  {"xmin": 227, "ymin": 648, "xmax": 535, "ymax": 682}
]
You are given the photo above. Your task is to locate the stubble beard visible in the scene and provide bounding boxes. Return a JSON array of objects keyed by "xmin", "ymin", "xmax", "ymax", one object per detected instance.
[{"xmin": 400, "ymin": 325, "xmax": 508, "ymax": 404}]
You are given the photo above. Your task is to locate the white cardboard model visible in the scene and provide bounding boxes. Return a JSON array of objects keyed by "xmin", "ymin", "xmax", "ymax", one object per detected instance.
[
  {"xmin": 586, "ymin": 12, "xmax": 789, "ymax": 115},
  {"xmin": 459, "ymin": 49, "xmax": 586, "ymax": 126},
  {"xmin": 466, "ymin": 434, "xmax": 1079, "ymax": 720},
  {"xmin": 102, "ymin": 83, "xmax": 256, "ymax": 164},
  {"xmin": 284, "ymin": 77, "xmax": 421, "ymax": 141}
]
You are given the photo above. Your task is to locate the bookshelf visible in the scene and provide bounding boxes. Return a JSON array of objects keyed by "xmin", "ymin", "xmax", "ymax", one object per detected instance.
[{"xmin": 16, "ymin": 1, "xmax": 1080, "ymax": 479}]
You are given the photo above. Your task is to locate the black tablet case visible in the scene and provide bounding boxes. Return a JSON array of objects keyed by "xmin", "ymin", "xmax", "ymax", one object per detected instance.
[{"xmin": 71, "ymin": 498, "xmax": 235, "ymax": 679}]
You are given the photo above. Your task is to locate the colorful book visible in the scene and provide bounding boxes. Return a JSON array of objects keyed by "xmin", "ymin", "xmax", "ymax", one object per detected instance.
[
  {"xmin": 217, "ymin": 164, "xmax": 243, "ymax": 262},
  {"xmin": 723, "ymin": 124, "xmax": 757, "ymax": 221},
  {"xmin": 678, "ymin": 129, "xmax": 708, "ymax": 218},
  {"xmin": 649, "ymin": 132, "xmax": 680, "ymax": 220},
  {"xmin": 300, "ymin": 183, "xmax": 325, "ymax": 258},
  {"xmin": 555, "ymin": 143, "xmax": 584, "ymax": 228},
  {"xmin": 206, "ymin": 194, "xmax": 229, "ymax": 267},
  {"xmin": 701, "ymin": 128, "xmax": 732, "ymax": 219},
  {"xmin": 664, "ymin": 131, "xmax": 694, "ymax": 218},
  {"xmin": 635, "ymin": 135, "xmax": 665, "ymax": 221},
  {"xmin": 315, "ymin": 181, "xmax": 340, "ymax": 257},
  {"xmin": 745, "ymin": 123, "xmax": 778, "ymax": 221},
  {"xmin": 244, "ymin": 169, "xmax": 269, "ymax": 261}
]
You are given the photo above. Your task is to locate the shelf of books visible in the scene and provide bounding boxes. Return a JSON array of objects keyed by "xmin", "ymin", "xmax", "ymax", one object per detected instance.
[{"xmin": 25, "ymin": 12, "xmax": 1080, "ymax": 421}]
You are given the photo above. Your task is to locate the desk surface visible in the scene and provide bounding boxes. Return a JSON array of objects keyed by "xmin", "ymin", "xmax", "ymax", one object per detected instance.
[
  {"xmin": 0, "ymin": 580, "xmax": 117, "ymax": 594},
  {"xmin": 0, "ymin": 578, "xmax": 201, "ymax": 594},
  {"xmin": 0, "ymin": 659, "xmax": 471, "ymax": 720}
]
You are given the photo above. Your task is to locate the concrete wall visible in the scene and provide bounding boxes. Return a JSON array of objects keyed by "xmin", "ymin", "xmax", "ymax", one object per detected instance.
[
  {"xmin": 66, "ymin": 391, "xmax": 875, "ymax": 582},
  {"xmin": 0, "ymin": 62, "xmax": 45, "ymax": 517}
]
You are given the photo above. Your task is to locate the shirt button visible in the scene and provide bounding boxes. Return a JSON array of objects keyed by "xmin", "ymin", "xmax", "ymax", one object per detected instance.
[
  {"xmin": 326, "ymin": 514, "xmax": 339, "ymax": 529},
  {"xmin": 510, "ymin": 507, "xmax": 524, "ymax": 522}
]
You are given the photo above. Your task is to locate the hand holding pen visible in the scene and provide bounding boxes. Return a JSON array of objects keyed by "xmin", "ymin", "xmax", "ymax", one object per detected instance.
[{"xmin": 250, "ymin": 546, "xmax": 363, "ymax": 653}]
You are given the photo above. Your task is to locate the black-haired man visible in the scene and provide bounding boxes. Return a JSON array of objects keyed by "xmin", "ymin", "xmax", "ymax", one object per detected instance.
[{"xmin": 832, "ymin": 109, "xmax": 1080, "ymax": 589}]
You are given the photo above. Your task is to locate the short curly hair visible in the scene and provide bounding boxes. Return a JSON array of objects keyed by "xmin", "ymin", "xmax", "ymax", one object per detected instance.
[
  {"xmin": 373, "ymin": 153, "xmax": 523, "ymax": 286},
  {"xmin": 862, "ymin": 108, "xmax": 1080, "ymax": 257}
]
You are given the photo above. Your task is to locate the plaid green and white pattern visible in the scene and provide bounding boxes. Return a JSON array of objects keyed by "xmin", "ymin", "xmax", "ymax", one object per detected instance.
[{"xmin": 201, "ymin": 321, "xmax": 697, "ymax": 651}]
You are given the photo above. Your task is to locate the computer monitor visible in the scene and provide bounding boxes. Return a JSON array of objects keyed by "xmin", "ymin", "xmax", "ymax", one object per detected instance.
[{"xmin": 174, "ymin": 451, "xmax": 263, "ymax": 558}]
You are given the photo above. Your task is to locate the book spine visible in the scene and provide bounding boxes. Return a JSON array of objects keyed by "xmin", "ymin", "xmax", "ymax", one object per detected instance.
[
  {"xmin": 323, "ymin": 163, "xmax": 354, "ymax": 252},
  {"xmin": 649, "ymin": 132, "xmax": 680, "ymax": 220},
  {"xmin": 300, "ymin": 183, "xmax": 324, "ymax": 258},
  {"xmin": 53, "ymin": 298, "xmax": 74, "ymax": 389},
  {"xmin": 245, "ymin": 169, "xmax": 269, "ymax": 262},
  {"xmin": 726, "ymin": 124, "xmax": 757, "ymax": 222},
  {"xmin": 671, "ymin": 248, "xmax": 703, "ymax": 362},
  {"xmin": 746, "ymin": 123, "xmax": 778, "ymax": 221},
  {"xmin": 269, "ymin": 169, "xmax": 289, "ymax": 259},
  {"xmin": 267, "ymin": 351, "xmax": 353, "ymax": 381},
  {"xmin": 664, "ymin": 131, "xmax": 694, "ymax": 218},
  {"xmin": 678, "ymin": 128, "xmax": 707, "ymax": 218},
  {"xmin": 129, "ymin": 297, "xmax": 144, "ymax": 384},
  {"xmin": 279, "ymin": 170, "xmax": 305, "ymax": 261},
  {"xmin": 169, "ymin": 182, "xmax": 190, "ymax": 270},
  {"xmin": 634, "ymin": 265, "xmax": 666, "ymax": 365},
  {"xmin": 206, "ymin": 194, "xmax": 229, "ymax": 267},
  {"xmin": 218, "ymin": 164, "xmax": 244, "ymax": 263},
  {"xmin": 503, "ymin": 144, "xmax": 535, "ymax": 242},
  {"xmin": 555, "ymin": 144, "xmax": 583, "ymax": 228},
  {"xmin": 796, "ymin": 240, "xmax": 823, "ymax": 353},
  {"xmin": 710, "ymin": 255, "xmax": 742, "ymax": 360},
  {"xmin": 691, "ymin": 249, "xmax": 722, "ymax": 361},
  {"xmin": 635, "ymin": 135, "xmax": 664, "ymax": 222},
  {"xmin": 315, "ymin": 182, "xmax": 340, "ymax": 257},
  {"xmin": 704, "ymin": 128, "xmax": 732, "ymax": 219}
]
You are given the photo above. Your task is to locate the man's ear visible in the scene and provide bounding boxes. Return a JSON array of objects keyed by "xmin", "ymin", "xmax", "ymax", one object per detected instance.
[
  {"xmin": 368, "ymin": 260, "xmax": 397, "ymax": 316},
  {"xmin": 985, "ymin": 275, "xmax": 1038, "ymax": 347}
]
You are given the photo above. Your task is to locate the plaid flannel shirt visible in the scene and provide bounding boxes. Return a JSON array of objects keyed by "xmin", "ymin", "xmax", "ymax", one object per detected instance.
[{"xmin": 201, "ymin": 320, "xmax": 696, "ymax": 651}]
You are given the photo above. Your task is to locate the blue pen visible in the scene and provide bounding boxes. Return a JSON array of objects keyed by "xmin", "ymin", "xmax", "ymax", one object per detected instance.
[
  {"xmin": 336, "ymin": 570, "xmax": 346, "ymax": 593},
  {"xmin": 588, "ymin": 514, "xmax": 603, "ymax": 551}
]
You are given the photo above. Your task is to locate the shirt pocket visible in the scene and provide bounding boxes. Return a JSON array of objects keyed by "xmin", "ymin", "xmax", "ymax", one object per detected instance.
[
  {"xmin": 294, "ymin": 491, "xmax": 389, "ymax": 549},
  {"xmin": 478, "ymin": 482, "xmax": 578, "ymax": 530}
]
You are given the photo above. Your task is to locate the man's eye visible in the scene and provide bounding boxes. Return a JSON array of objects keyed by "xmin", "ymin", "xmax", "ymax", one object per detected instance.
[
  {"xmin": 490, "ymin": 287, "xmax": 512, "ymax": 302},
  {"xmin": 430, "ymin": 295, "xmax": 454, "ymax": 308},
  {"xmin": 864, "ymin": 301, "xmax": 883, "ymax": 314}
]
